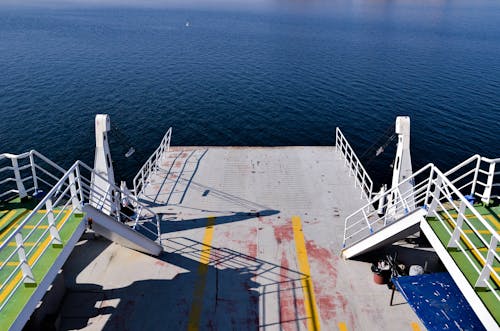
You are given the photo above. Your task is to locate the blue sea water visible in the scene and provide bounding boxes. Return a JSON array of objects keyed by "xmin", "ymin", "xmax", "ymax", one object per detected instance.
[{"xmin": 0, "ymin": 1, "xmax": 499, "ymax": 187}]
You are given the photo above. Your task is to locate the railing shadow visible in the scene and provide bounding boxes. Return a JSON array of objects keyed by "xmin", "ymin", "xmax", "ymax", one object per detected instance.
[
  {"xmin": 57, "ymin": 237, "xmax": 310, "ymax": 331},
  {"xmin": 139, "ymin": 148, "xmax": 208, "ymax": 206}
]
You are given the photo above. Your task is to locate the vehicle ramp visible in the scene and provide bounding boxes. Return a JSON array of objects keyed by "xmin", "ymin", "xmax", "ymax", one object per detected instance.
[
  {"xmin": 0, "ymin": 151, "xmax": 163, "ymax": 330},
  {"xmin": 341, "ymin": 208, "xmax": 426, "ymax": 259},
  {"xmin": 84, "ymin": 204, "xmax": 161, "ymax": 256},
  {"xmin": 341, "ymin": 156, "xmax": 500, "ymax": 330}
]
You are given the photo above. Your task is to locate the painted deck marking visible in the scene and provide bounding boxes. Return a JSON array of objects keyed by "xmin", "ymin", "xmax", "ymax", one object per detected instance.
[
  {"xmin": 187, "ymin": 216, "xmax": 216, "ymax": 331},
  {"xmin": 411, "ymin": 322, "xmax": 421, "ymax": 331},
  {"xmin": 0, "ymin": 210, "xmax": 17, "ymax": 229},
  {"xmin": 292, "ymin": 215, "xmax": 321, "ymax": 331},
  {"xmin": 338, "ymin": 322, "xmax": 348, "ymax": 331},
  {"xmin": 0, "ymin": 210, "xmax": 30, "ymax": 241},
  {"xmin": 0, "ymin": 210, "xmax": 71, "ymax": 304},
  {"xmin": 442, "ymin": 213, "xmax": 500, "ymax": 286}
]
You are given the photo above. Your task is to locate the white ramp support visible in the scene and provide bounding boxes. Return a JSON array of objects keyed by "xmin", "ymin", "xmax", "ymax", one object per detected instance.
[
  {"xmin": 342, "ymin": 208, "xmax": 426, "ymax": 259},
  {"xmin": 83, "ymin": 204, "xmax": 162, "ymax": 256}
]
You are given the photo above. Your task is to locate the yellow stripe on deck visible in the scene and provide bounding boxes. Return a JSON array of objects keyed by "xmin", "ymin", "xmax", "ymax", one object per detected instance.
[
  {"xmin": 0, "ymin": 210, "xmax": 72, "ymax": 304},
  {"xmin": 187, "ymin": 216, "xmax": 216, "ymax": 331},
  {"xmin": 292, "ymin": 215, "xmax": 321, "ymax": 331},
  {"xmin": 0, "ymin": 210, "xmax": 18, "ymax": 229},
  {"xmin": 411, "ymin": 322, "xmax": 421, "ymax": 331},
  {"xmin": 338, "ymin": 322, "xmax": 348, "ymax": 331},
  {"xmin": 0, "ymin": 210, "xmax": 30, "ymax": 241}
]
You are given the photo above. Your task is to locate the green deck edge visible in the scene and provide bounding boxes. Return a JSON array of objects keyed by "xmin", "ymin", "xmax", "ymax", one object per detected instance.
[
  {"xmin": 0, "ymin": 212, "xmax": 84, "ymax": 330},
  {"xmin": 427, "ymin": 204, "xmax": 500, "ymax": 324}
]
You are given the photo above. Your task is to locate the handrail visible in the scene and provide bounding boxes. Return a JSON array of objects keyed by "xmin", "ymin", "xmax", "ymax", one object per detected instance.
[
  {"xmin": 343, "ymin": 163, "xmax": 433, "ymax": 247},
  {"xmin": 444, "ymin": 154, "xmax": 500, "ymax": 202},
  {"xmin": 133, "ymin": 127, "xmax": 172, "ymax": 197},
  {"xmin": 342, "ymin": 159, "xmax": 499, "ymax": 296},
  {"xmin": 0, "ymin": 150, "xmax": 66, "ymax": 201},
  {"xmin": 0, "ymin": 152, "xmax": 162, "ymax": 316},
  {"xmin": 335, "ymin": 127, "xmax": 373, "ymax": 199}
]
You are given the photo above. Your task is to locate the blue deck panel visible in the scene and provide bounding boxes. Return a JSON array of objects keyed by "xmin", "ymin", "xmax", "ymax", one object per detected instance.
[{"xmin": 393, "ymin": 273, "xmax": 485, "ymax": 331}]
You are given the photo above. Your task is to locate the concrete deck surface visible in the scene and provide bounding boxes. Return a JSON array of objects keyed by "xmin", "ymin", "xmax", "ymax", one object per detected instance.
[{"xmin": 58, "ymin": 147, "xmax": 424, "ymax": 330}]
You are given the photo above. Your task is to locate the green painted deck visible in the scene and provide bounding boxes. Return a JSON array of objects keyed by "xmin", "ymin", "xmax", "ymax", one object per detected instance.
[
  {"xmin": 427, "ymin": 204, "xmax": 500, "ymax": 324},
  {"xmin": 0, "ymin": 198, "xmax": 84, "ymax": 330}
]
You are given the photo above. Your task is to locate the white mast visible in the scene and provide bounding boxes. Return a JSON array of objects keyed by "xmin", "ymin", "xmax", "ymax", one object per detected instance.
[
  {"xmin": 387, "ymin": 116, "xmax": 414, "ymax": 218},
  {"xmin": 90, "ymin": 114, "xmax": 117, "ymax": 216}
]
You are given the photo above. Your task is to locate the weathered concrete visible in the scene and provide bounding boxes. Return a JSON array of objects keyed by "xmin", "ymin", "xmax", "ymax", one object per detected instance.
[{"xmin": 58, "ymin": 147, "xmax": 424, "ymax": 330}]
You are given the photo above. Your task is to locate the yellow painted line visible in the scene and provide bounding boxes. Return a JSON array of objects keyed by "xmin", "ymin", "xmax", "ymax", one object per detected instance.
[
  {"xmin": 411, "ymin": 322, "xmax": 421, "ymax": 331},
  {"xmin": 24, "ymin": 225, "xmax": 48, "ymax": 229},
  {"xmin": 485, "ymin": 214, "xmax": 500, "ymax": 230},
  {"xmin": 0, "ymin": 210, "xmax": 72, "ymax": 304},
  {"xmin": 463, "ymin": 229, "xmax": 500, "ymax": 234},
  {"xmin": 478, "ymin": 247, "xmax": 500, "ymax": 252},
  {"xmin": 0, "ymin": 262, "xmax": 20, "ymax": 267},
  {"xmin": 446, "ymin": 213, "xmax": 500, "ymax": 231},
  {"xmin": 292, "ymin": 215, "xmax": 320, "ymax": 331},
  {"xmin": 442, "ymin": 215, "xmax": 500, "ymax": 286},
  {"xmin": 0, "ymin": 210, "xmax": 30, "ymax": 240},
  {"xmin": 187, "ymin": 216, "xmax": 216, "ymax": 331},
  {"xmin": 0, "ymin": 210, "xmax": 18, "ymax": 229},
  {"xmin": 7, "ymin": 242, "xmax": 35, "ymax": 247},
  {"xmin": 338, "ymin": 322, "xmax": 348, "ymax": 331}
]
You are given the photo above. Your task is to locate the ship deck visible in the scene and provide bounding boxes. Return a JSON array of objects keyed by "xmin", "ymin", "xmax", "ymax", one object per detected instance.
[{"xmin": 59, "ymin": 146, "xmax": 424, "ymax": 330}]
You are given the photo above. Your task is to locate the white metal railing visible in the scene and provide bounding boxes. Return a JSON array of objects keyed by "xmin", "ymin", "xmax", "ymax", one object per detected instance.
[
  {"xmin": 427, "ymin": 165, "xmax": 500, "ymax": 298},
  {"xmin": 0, "ymin": 152, "xmax": 161, "ymax": 315},
  {"xmin": 335, "ymin": 128, "xmax": 373, "ymax": 199},
  {"xmin": 133, "ymin": 127, "xmax": 172, "ymax": 197},
  {"xmin": 444, "ymin": 154, "xmax": 500, "ymax": 203},
  {"xmin": 0, "ymin": 150, "xmax": 66, "ymax": 202},
  {"xmin": 343, "ymin": 163, "xmax": 433, "ymax": 248},
  {"xmin": 342, "ymin": 160, "xmax": 500, "ymax": 297}
]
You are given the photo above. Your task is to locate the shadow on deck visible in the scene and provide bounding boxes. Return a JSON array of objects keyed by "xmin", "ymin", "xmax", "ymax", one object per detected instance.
[{"xmin": 56, "ymin": 236, "xmax": 311, "ymax": 331}]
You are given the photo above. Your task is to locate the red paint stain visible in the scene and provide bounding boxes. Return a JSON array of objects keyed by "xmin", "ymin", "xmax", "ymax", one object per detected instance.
[
  {"xmin": 174, "ymin": 161, "xmax": 182, "ymax": 168},
  {"xmin": 273, "ymin": 221, "xmax": 294, "ymax": 243},
  {"xmin": 304, "ymin": 240, "xmax": 356, "ymax": 328},
  {"xmin": 154, "ymin": 260, "xmax": 167, "ymax": 267},
  {"xmin": 279, "ymin": 252, "xmax": 296, "ymax": 331},
  {"xmin": 305, "ymin": 240, "xmax": 338, "ymax": 286}
]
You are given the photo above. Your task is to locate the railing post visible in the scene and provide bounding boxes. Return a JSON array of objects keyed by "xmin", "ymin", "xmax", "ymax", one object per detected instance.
[
  {"xmin": 29, "ymin": 152, "xmax": 38, "ymax": 193},
  {"xmin": 114, "ymin": 190, "xmax": 121, "ymax": 223},
  {"xmin": 470, "ymin": 157, "xmax": 481, "ymax": 196},
  {"xmin": 423, "ymin": 167, "xmax": 435, "ymax": 208},
  {"xmin": 481, "ymin": 161, "xmax": 495, "ymax": 203},
  {"xmin": 46, "ymin": 198, "xmax": 62, "ymax": 247},
  {"xmin": 11, "ymin": 158, "xmax": 27, "ymax": 199},
  {"xmin": 447, "ymin": 200, "xmax": 467, "ymax": 248},
  {"xmin": 15, "ymin": 233, "xmax": 36, "ymax": 286},
  {"xmin": 475, "ymin": 236, "xmax": 498, "ymax": 288},
  {"xmin": 427, "ymin": 176, "xmax": 443, "ymax": 216},
  {"xmin": 69, "ymin": 170, "xmax": 80, "ymax": 210},
  {"xmin": 361, "ymin": 207, "xmax": 373, "ymax": 234},
  {"xmin": 75, "ymin": 165, "xmax": 85, "ymax": 206}
]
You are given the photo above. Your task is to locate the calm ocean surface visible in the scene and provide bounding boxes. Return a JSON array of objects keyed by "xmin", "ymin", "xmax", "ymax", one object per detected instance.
[{"xmin": 0, "ymin": 1, "xmax": 499, "ymax": 187}]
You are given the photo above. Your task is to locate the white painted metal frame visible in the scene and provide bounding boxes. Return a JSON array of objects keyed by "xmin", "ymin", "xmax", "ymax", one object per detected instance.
[
  {"xmin": 0, "ymin": 150, "xmax": 66, "ymax": 202},
  {"xmin": 342, "ymin": 163, "xmax": 433, "ymax": 248},
  {"xmin": 335, "ymin": 127, "xmax": 373, "ymax": 199},
  {"xmin": 343, "ymin": 158, "xmax": 500, "ymax": 320},
  {"xmin": 444, "ymin": 154, "xmax": 500, "ymax": 203},
  {"xmin": 133, "ymin": 127, "xmax": 172, "ymax": 198},
  {"xmin": 425, "ymin": 165, "xmax": 500, "ymax": 298},
  {"xmin": 0, "ymin": 151, "xmax": 163, "ymax": 324}
]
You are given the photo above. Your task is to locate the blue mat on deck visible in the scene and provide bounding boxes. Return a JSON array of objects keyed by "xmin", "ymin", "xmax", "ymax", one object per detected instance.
[{"xmin": 393, "ymin": 272, "xmax": 485, "ymax": 331}]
